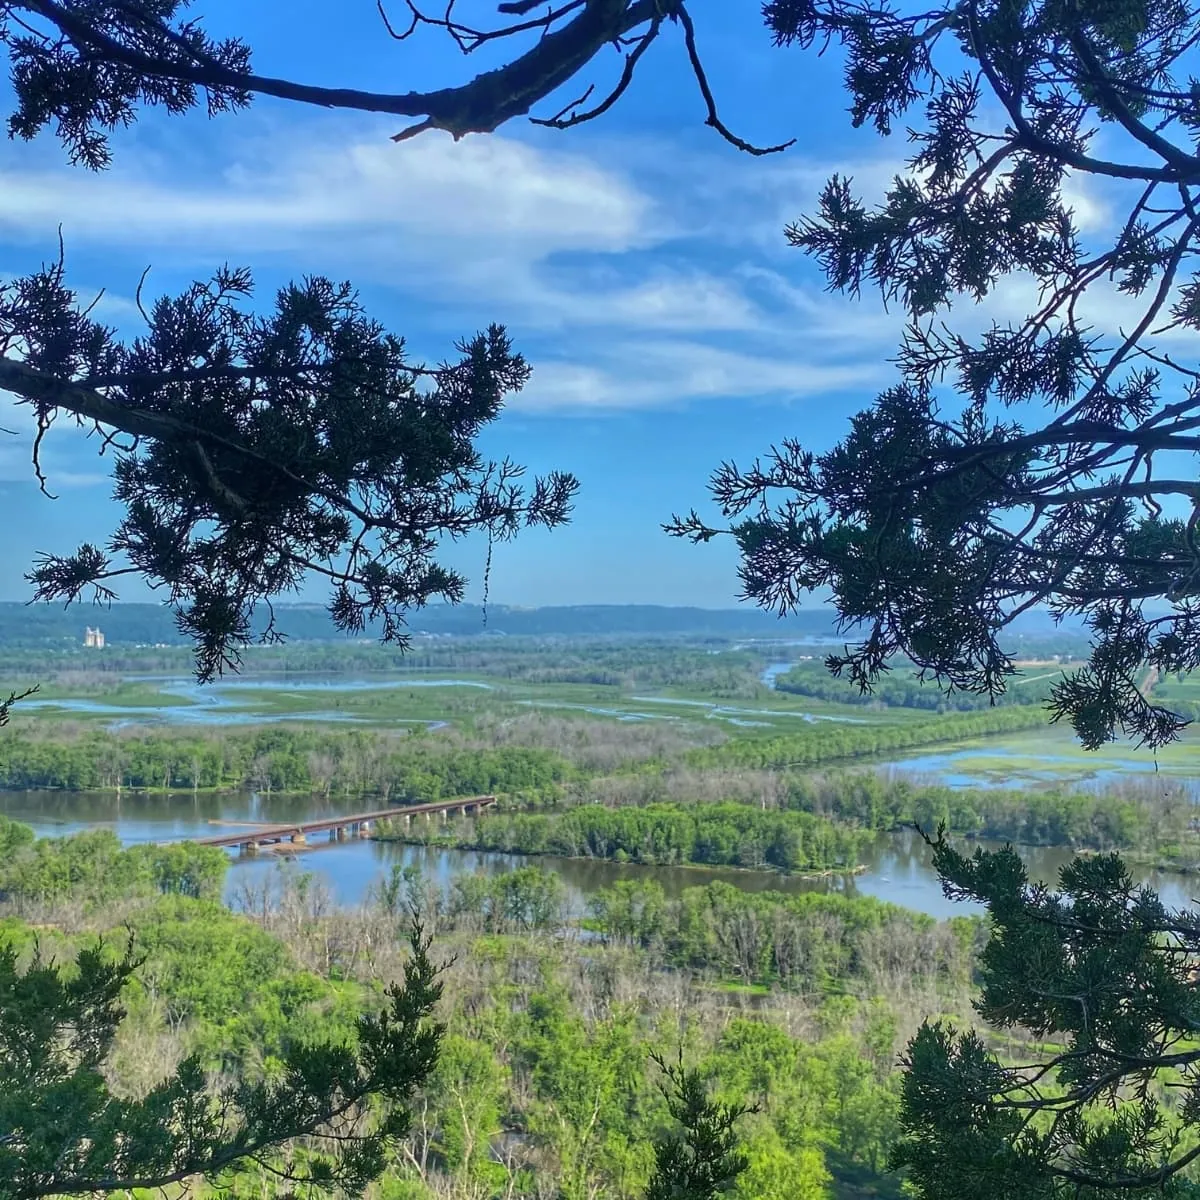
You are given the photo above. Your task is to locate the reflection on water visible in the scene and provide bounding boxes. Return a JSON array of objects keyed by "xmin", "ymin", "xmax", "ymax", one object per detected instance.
[{"xmin": 6, "ymin": 789, "xmax": 1200, "ymax": 921}]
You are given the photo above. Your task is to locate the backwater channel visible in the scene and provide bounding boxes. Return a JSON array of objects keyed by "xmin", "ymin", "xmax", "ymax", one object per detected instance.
[
  {"xmin": 5, "ymin": 787, "xmax": 1200, "ymax": 921},
  {"xmin": 8, "ymin": 657, "xmax": 1199, "ymax": 920}
]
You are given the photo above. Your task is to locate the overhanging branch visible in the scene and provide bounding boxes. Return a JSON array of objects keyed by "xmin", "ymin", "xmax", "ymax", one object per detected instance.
[{"xmin": 20, "ymin": 0, "xmax": 658, "ymax": 139}]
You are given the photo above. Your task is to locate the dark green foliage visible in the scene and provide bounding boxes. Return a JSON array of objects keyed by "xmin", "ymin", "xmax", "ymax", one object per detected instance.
[
  {"xmin": 6, "ymin": 260, "xmax": 575, "ymax": 681},
  {"xmin": 667, "ymin": 0, "xmax": 1200, "ymax": 752},
  {"xmin": 645, "ymin": 1053, "xmax": 750, "ymax": 1200},
  {"xmin": 893, "ymin": 836, "xmax": 1200, "ymax": 1196},
  {"xmin": 4, "ymin": 0, "xmax": 252, "ymax": 170},
  {"xmin": 1, "ymin": 2, "xmax": 775, "ymax": 156},
  {"xmin": 0, "ymin": 921, "xmax": 443, "ymax": 1200},
  {"xmin": 392, "ymin": 801, "xmax": 868, "ymax": 873}
]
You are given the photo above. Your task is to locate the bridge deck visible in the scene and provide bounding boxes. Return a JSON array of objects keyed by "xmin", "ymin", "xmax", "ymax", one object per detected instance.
[{"xmin": 191, "ymin": 795, "xmax": 496, "ymax": 848}]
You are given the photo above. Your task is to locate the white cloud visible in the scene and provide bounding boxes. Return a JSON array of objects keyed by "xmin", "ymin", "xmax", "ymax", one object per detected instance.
[
  {"xmin": 515, "ymin": 340, "xmax": 890, "ymax": 412},
  {"xmin": 0, "ymin": 125, "xmax": 800, "ymax": 345},
  {"xmin": 0, "ymin": 131, "xmax": 657, "ymax": 258},
  {"xmin": 0, "ymin": 119, "xmax": 909, "ymax": 417},
  {"xmin": 2, "ymin": 116, "xmax": 1142, "ymax": 422}
]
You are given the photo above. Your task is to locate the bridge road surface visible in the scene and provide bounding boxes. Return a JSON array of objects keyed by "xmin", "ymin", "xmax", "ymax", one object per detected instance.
[{"xmin": 185, "ymin": 794, "xmax": 497, "ymax": 853}]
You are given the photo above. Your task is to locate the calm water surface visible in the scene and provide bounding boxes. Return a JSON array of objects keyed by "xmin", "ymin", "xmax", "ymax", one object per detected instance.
[
  {"xmin": 10, "ymin": 661, "xmax": 1197, "ymax": 916},
  {"xmin": 6, "ymin": 789, "xmax": 1200, "ymax": 920}
]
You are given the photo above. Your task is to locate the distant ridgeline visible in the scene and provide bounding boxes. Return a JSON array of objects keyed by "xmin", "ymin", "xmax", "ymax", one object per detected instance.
[
  {"xmin": 0, "ymin": 601, "xmax": 847, "ymax": 648},
  {"xmin": 0, "ymin": 600, "xmax": 1086, "ymax": 652}
]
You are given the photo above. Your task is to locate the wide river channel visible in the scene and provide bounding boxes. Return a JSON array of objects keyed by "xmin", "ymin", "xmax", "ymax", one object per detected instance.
[
  {"xmin": 10, "ymin": 660, "xmax": 1200, "ymax": 919},
  {"xmin": 5, "ymin": 787, "xmax": 1200, "ymax": 920}
]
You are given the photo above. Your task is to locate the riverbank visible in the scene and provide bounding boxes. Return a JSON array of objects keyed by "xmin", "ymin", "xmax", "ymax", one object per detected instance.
[{"xmin": 9, "ymin": 786, "xmax": 1200, "ymax": 920}]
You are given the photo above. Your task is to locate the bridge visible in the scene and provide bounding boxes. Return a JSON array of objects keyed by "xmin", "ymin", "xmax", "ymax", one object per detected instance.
[{"xmin": 191, "ymin": 795, "xmax": 497, "ymax": 855}]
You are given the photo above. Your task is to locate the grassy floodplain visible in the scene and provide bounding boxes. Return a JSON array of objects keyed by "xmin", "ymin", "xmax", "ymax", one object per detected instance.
[{"xmin": 14, "ymin": 672, "xmax": 922, "ymax": 733}]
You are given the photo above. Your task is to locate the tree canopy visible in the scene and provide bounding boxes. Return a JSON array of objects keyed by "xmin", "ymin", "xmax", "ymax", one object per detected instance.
[
  {"xmin": 0, "ymin": 922, "xmax": 444, "ymax": 1200},
  {"xmin": 0, "ymin": 7, "xmax": 579, "ymax": 681},
  {"xmin": 666, "ymin": 0, "xmax": 1200, "ymax": 751},
  {"xmin": 7, "ymin": 259, "xmax": 575, "ymax": 680},
  {"xmin": 645, "ymin": 1052, "xmax": 751, "ymax": 1200},
  {"xmin": 893, "ymin": 835, "xmax": 1200, "ymax": 1197},
  {"xmin": 0, "ymin": 1, "xmax": 785, "ymax": 158}
]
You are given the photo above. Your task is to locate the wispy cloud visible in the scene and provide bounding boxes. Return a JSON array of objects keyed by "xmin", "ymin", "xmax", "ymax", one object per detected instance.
[
  {"xmin": 0, "ymin": 118, "xmax": 907, "ymax": 415},
  {"xmin": 0, "ymin": 131, "xmax": 658, "ymax": 257},
  {"xmin": 516, "ymin": 339, "xmax": 889, "ymax": 412},
  {"xmin": 0, "ymin": 114, "xmax": 1138, "ymax": 425}
]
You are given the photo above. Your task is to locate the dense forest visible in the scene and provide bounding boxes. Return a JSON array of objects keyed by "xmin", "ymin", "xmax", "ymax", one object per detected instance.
[
  {"xmin": 380, "ymin": 802, "xmax": 870, "ymax": 874},
  {"xmin": 0, "ymin": 727, "xmax": 571, "ymax": 800},
  {"xmin": 690, "ymin": 708, "xmax": 1047, "ymax": 771},
  {"xmin": 0, "ymin": 706, "xmax": 1050, "ymax": 797},
  {"xmin": 0, "ymin": 814, "xmax": 987, "ymax": 1199},
  {"xmin": 381, "ymin": 776, "xmax": 1200, "ymax": 868},
  {"xmin": 0, "ymin": 818, "xmax": 228, "ymax": 905}
]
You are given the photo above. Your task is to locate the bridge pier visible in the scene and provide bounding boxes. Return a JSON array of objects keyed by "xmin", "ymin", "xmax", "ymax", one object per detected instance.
[
  {"xmin": 241, "ymin": 840, "xmax": 260, "ymax": 856},
  {"xmin": 290, "ymin": 831, "xmax": 306, "ymax": 845},
  {"xmin": 358, "ymin": 820, "xmax": 371, "ymax": 837}
]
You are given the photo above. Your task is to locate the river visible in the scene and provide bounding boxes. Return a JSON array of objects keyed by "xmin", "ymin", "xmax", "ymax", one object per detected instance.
[
  {"xmin": 8, "ymin": 661, "xmax": 1198, "ymax": 918},
  {"xmin": 5, "ymin": 788, "xmax": 1199, "ymax": 920}
]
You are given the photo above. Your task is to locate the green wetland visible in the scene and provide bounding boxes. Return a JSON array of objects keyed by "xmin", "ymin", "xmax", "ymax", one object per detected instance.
[
  {"xmin": 4, "ymin": 637, "xmax": 1199, "ymax": 913},
  {"xmin": 3, "ymin": 633, "xmax": 1198, "ymax": 1199}
]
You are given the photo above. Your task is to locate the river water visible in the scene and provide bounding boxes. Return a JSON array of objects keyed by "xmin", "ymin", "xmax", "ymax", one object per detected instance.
[
  {"xmin": 7, "ymin": 660, "xmax": 1198, "ymax": 919},
  {"xmin": 5, "ymin": 788, "xmax": 1199, "ymax": 920}
]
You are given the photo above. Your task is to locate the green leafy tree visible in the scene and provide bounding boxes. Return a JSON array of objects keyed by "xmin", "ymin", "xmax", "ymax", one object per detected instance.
[
  {"xmin": 0, "ymin": 923, "xmax": 443, "ymax": 1200},
  {"xmin": 425, "ymin": 1034, "xmax": 507, "ymax": 1183},
  {"xmin": 667, "ymin": 0, "xmax": 1200, "ymax": 750},
  {"xmin": 733, "ymin": 1130, "xmax": 830, "ymax": 1200},
  {"xmin": 892, "ymin": 837, "xmax": 1200, "ymax": 1197},
  {"xmin": 518, "ymin": 992, "xmax": 650, "ymax": 1199},
  {"xmin": 645, "ymin": 1051, "xmax": 751, "ymax": 1200}
]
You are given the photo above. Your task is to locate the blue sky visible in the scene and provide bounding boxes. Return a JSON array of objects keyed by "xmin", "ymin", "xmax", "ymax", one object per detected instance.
[{"xmin": 0, "ymin": 2, "xmax": 1141, "ymax": 609}]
